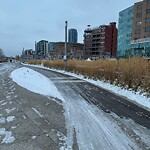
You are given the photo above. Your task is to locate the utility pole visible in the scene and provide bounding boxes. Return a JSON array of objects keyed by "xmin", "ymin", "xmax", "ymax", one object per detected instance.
[{"xmin": 64, "ymin": 21, "xmax": 68, "ymax": 71}]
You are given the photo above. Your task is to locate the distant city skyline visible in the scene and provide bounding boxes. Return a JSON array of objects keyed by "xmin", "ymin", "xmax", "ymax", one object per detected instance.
[{"xmin": 0, "ymin": 0, "xmax": 140, "ymax": 57}]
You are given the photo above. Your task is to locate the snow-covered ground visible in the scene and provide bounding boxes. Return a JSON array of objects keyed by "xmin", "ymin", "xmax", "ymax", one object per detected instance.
[
  {"xmin": 0, "ymin": 63, "xmax": 17, "ymax": 144},
  {"xmin": 10, "ymin": 66, "xmax": 150, "ymax": 149},
  {"xmin": 0, "ymin": 63, "xmax": 15, "ymax": 75},
  {"xmin": 24, "ymin": 63, "xmax": 150, "ymax": 112}
]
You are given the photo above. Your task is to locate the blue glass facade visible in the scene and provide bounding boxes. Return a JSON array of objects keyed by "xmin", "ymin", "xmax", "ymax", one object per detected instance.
[
  {"xmin": 68, "ymin": 29, "xmax": 78, "ymax": 43},
  {"xmin": 48, "ymin": 42, "xmax": 54, "ymax": 52},
  {"xmin": 117, "ymin": 6, "xmax": 134, "ymax": 57}
]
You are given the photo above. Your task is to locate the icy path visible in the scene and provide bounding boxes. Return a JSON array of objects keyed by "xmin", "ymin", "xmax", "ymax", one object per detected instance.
[
  {"xmin": 10, "ymin": 67, "xmax": 140, "ymax": 150},
  {"xmin": 57, "ymin": 83, "xmax": 139, "ymax": 150}
]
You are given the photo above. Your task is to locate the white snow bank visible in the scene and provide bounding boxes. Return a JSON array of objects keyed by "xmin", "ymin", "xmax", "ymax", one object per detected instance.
[
  {"xmin": 10, "ymin": 67, "xmax": 64, "ymax": 101},
  {"xmin": 23, "ymin": 64, "xmax": 150, "ymax": 111}
]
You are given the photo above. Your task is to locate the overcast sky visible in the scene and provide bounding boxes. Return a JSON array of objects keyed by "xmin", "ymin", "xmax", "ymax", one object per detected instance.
[{"xmin": 0, "ymin": 0, "xmax": 140, "ymax": 57}]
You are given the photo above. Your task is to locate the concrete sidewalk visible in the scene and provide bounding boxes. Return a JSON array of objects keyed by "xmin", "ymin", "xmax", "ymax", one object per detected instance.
[{"xmin": 0, "ymin": 63, "xmax": 67, "ymax": 150}]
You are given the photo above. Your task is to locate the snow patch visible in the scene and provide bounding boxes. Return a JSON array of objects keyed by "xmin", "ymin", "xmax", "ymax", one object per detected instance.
[
  {"xmin": 31, "ymin": 135, "xmax": 36, "ymax": 140},
  {"xmin": 32, "ymin": 107, "xmax": 43, "ymax": 118},
  {"xmin": 0, "ymin": 128, "xmax": 15, "ymax": 144},
  {"xmin": 0, "ymin": 117, "xmax": 5, "ymax": 124},
  {"xmin": 1, "ymin": 102, "xmax": 7, "ymax": 106},
  {"xmin": 0, "ymin": 100, "xmax": 5, "ymax": 104},
  {"xmin": 6, "ymin": 96, "xmax": 11, "ymax": 100},
  {"xmin": 86, "ymin": 58, "xmax": 92, "ymax": 61},
  {"xmin": 6, "ymin": 116, "xmax": 15, "ymax": 122},
  {"xmin": 11, "ymin": 126, "xmax": 17, "ymax": 129},
  {"xmin": 5, "ymin": 108, "xmax": 16, "ymax": 114}
]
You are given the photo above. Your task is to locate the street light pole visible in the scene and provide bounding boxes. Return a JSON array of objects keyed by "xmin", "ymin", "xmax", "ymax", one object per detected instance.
[{"xmin": 64, "ymin": 21, "xmax": 68, "ymax": 71}]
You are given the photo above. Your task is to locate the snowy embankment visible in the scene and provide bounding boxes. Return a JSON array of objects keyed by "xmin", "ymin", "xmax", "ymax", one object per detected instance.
[
  {"xmin": 23, "ymin": 64, "xmax": 150, "ymax": 112},
  {"xmin": 10, "ymin": 67, "xmax": 64, "ymax": 101}
]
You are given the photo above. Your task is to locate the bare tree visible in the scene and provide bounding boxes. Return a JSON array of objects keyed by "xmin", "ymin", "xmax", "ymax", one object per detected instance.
[{"xmin": 0, "ymin": 48, "xmax": 4, "ymax": 57}]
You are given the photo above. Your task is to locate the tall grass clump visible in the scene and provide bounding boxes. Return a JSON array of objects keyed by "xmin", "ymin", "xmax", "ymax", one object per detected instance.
[
  {"xmin": 118, "ymin": 58, "xmax": 149, "ymax": 91},
  {"xmin": 42, "ymin": 60, "xmax": 64, "ymax": 70},
  {"xmin": 28, "ymin": 57, "xmax": 150, "ymax": 96},
  {"xmin": 28, "ymin": 60, "xmax": 42, "ymax": 65}
]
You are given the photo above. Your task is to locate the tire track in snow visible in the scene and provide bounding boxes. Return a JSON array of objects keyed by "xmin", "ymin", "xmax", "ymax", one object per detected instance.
[{"xmin": 54, "ymin": 81, "xmax": 140, "ymax": 150}]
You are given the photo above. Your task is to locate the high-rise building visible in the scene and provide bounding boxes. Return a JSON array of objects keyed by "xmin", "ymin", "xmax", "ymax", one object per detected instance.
[
  {"xmin": 117, "ymin": 6, "xmax": 134, "ymax": 57},
  {"xmin": 118, "ymin": 0, "xmax": 150, "ymax": 57},
  {"xmin": 68, "ymin": 28, "xmax": 78, "ymax": 43},
  {"xmin": 84, "ymin": 22, "xmax": 118, "ymax": 59},
  {"xmin": 36, "ymin": 40, "xmax": 48, "ymax": 56}
]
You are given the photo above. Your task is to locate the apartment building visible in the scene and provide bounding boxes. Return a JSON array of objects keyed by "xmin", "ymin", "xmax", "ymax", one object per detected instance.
[
  {"xmin": 84, "ymin": 22, "xmax": 118, "ymax": 59},
  {"xmin": 118, "ymin": 0, "xmax": 150, "ymax": 57},
  {"xmin": 36, "ymin": 40, "xmax": 49, "ymax": 57}
]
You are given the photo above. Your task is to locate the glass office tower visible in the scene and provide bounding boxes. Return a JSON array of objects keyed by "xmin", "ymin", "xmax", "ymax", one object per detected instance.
[
  {"xmin": 117, "ymin": 6, "xmax": 134, "ymax": 57},
  {"xmin": 68, "ymin": 29, "xmax": 78, "ymax": 43}
]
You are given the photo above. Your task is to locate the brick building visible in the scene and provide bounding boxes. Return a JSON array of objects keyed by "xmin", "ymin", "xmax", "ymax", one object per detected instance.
[
  {"xmin": 84, "ymin": 22, "xmax": 118, "ymax": 59},
  {"xmin": 132, "ymin": 0, "xmax": 150, "ymax": 40},
  {"xmin": 49, "ymin": 42, "xmax": 84, "ymax": 60}
]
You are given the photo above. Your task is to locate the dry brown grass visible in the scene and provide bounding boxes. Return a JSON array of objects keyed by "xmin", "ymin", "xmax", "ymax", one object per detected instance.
[
  {"xmin": 28, "ymin": 60, "xmax": 42, "ymax": 65},
  {"xmin": 28, "ymin": 58, "xmax": 150, "ymax": 96}
]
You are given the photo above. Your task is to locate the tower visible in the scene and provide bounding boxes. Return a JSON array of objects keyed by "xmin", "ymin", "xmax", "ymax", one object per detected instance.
[{"xmin": 68, "ymin": 28, "xmax": 78, "ymax": 43}]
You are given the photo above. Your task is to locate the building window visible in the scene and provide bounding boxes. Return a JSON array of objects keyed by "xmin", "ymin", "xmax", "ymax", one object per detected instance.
[
  {"xmin": 136, "ymin": 13, "xmax": 142, "ymax": 18},
  {"xmin": 145, "ymin": 26, "xmax": 150, "ymax": 32},
  {"xmin": 137, "ymin": 5, "xmax": 142, "ymax": 10},
  {"xmin": 134, "ymin": 37, "xmax": 140, "ymax": 40},
  {"xmin": 147, "ymin": 0, "xmax": 150, "ymax": 4},
  {"xmin": 135, "ymin": 29, "xmax": 141, "ymax": 34},
  {"xmin": 128, "ymin": 10, "xmax": 133, "ymax": 15},
  {"xmin": 145, "ymin": 18, "xmax": 150, "ymax": 23},
  {"xmin": 126, "ymin": 40, "xmax": 130, "ymax": 44},
  {"xmin": 136, "ymin": 21, "xmax": 142, "ymax": 26},
  {"xmin": 146, "ymin": 9, "xmax": 150, "ymax": 14}
]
